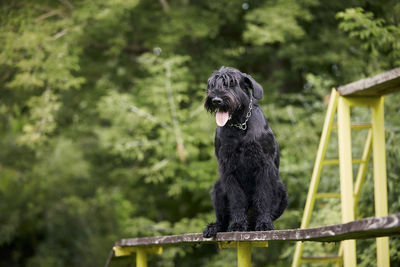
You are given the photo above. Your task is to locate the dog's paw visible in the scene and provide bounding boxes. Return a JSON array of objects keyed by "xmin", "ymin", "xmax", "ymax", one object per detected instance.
[
  {"xmin": 255, "ymin": 220, "xmax": 274, "ymax": 231},
  {"xmin": 203, "ymin": 223, "xmax": 218, "ymax": 238},
  {"xmin": 227, "ymin": 221, "xmax": 247, "ymax": 232}
]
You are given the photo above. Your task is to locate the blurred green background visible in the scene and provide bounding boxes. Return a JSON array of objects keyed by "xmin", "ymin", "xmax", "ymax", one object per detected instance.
[{"xmin": 1, "ymin": 0, "xmax": 399, "ymax": 266}]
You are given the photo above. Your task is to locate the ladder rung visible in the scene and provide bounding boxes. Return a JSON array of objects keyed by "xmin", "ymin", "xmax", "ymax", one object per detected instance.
[
  {"xmin": 322, "ymin": 159, "xmax": 366, "ymax": 165},
  {"xmin": 353, "ymin": 159, "xmax": 367, "ymax": 164},
  {"xmin": 315, "ymin": 193, "xmax": 341, "ymax": 199},
  {"xmin": 301, "ymin": 256, "xmax": 342, "ymax": 263},
  {"xmin": 322, "ymin": 159, "xmax": 339, "ymax": 165},
  {"xmin": 332, "ymin": 123, "xmax": 372, "ymax": 130}
]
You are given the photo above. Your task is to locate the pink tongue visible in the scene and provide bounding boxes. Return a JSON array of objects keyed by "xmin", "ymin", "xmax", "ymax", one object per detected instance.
[{"xmin": 216, "ymin": 111, "xmax": 229, "ymax": 126}]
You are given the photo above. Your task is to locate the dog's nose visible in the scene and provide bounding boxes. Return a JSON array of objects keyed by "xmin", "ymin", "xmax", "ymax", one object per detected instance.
[{"xmin": 212, "ymin": 97, "xmax": 223, "ymax": 105}]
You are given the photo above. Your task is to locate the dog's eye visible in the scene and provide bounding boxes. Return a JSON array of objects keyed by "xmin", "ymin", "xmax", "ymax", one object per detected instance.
[{"xmin": 223, "ymin": 80, "xmax": 235, "ymax": 88}]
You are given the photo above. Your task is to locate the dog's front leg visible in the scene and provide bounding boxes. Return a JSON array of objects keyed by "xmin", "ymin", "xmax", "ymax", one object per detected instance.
[
  {"xmin": 253, "ymin": 163, "xmax": 276, "ymax": 231},
  {"xmin": 225, "ymin": 176, "xmax": 248, "ymax": 232},
  {"xmin": 243, "ymin": 142, "xmax": 275, "ymax": 231},
  {"xmin": 203, "ymin": 180, "xmax": 229, "ymax": 238}
]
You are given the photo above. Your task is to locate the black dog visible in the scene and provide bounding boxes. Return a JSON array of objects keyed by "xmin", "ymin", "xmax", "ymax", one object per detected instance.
[{"xmin": 203, "ymin": 67, "xmax": 288, "ymax": 238}]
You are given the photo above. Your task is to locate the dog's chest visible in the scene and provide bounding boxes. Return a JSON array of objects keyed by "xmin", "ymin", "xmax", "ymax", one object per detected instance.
[
  {"xmin": 219, "ymin": 140, "xmax": 258, "ymax": 167},
  {"xmin": 218, "ymin": 137, "xmax": 261, "ymax": 193}
]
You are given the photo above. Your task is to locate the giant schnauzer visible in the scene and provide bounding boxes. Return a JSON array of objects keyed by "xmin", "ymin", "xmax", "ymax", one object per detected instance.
[{"xmin": 203, "ymin": 67, "xmax": 288, "ymax": 238}]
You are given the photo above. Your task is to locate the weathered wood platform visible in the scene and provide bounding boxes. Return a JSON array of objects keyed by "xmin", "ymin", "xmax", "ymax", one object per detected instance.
[
  {"xmin": 337, "ymin": 67, "xmax": 400, "ymax": 96},
  {"xmin": 106, "ymin": 214, "xmax": 400, "ymax": 266}
]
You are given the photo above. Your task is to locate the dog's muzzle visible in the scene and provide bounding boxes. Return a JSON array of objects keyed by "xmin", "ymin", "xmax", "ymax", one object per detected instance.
[
  {"xmin": 209, "ymin": 97, "xmax": 230, "ymax": 126},
  {"xmin": 212, "ymin": 97, "xmax": 223, "ymax": 105}
]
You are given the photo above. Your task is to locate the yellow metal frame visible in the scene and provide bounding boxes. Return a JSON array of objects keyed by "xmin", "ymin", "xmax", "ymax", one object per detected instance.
[
  {"xmin": 337, "ymin": 97, "xmax": 357, "ymax": 266},
  {"xmin": 113, "ymin": 241, "xmax": 268, "ymax": 267},
  {"xmin": 292, "ymin": 89, "xmax": 390, "ymax": 267},
  {"xmin": 113, "ymin": 245, "xmax": 163, "ymax": 267},
  {"xmin": 219, "ymin": 241, "xmax": 268, "ymax": 267},
  {"xmin": 371, "ymin": 97, "xmax": 390, "ymax": 267}
]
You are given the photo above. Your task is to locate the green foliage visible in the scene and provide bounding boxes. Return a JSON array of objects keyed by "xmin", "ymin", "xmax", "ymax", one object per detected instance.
[
  {"xmin": 244, "ymin": 0, "xmax": 316, "ymax": 45},
  {"xmin": 0, "ymin": 0, "xmax": 399, "ymax": 266},
  {"xmin": 19, "ymin": 90, "xmax": 61, "ymax": 146},
  {"xmin": 337, "ymin": 6, "xmax": 400, "ymax": 68}
]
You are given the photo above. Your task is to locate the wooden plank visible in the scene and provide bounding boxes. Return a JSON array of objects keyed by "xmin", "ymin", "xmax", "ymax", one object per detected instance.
[
  {"xmin": 337, "ymin": 67, "xmax": 400, "ymax": 96},
  {"xmin": 106, "ymin": 214, "xmax": 400, "ymax": 266},
  {"xmin": 114, "ymin": 214, "xmax": 400, "ymax": 247}
]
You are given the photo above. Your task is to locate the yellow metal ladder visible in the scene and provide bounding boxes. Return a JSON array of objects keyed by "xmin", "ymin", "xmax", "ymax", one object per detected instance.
[{"xmin": 292, "ymin": 88, "xmax": 390, "ymax": 267}]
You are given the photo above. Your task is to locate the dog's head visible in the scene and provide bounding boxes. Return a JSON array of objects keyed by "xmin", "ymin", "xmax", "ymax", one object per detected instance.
[{"xmin": 204, "ymin": 67, "xmax": 263, "ymax": 127}]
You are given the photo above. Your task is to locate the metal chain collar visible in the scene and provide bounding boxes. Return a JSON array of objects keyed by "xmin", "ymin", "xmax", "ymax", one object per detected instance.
[{"xmin": 229, "ymin": 97, "xmax": 253, "ymax": 130}]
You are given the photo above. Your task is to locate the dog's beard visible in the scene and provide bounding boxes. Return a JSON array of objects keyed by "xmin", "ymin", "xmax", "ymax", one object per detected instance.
[{"xmin": 204, "ymin": 94, "xmax": 238, "ymax": 127}]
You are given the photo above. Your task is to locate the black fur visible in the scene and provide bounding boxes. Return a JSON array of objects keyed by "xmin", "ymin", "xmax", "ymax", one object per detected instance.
[{"xmin": 203, "ymin": 67, "xmax": 288, "ymax": 238}]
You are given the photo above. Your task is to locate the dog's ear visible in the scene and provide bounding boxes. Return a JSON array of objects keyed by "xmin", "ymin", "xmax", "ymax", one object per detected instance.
[{"xmin": 243, "ymin": 73, "xmax": 263, "ymax": 100}]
